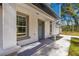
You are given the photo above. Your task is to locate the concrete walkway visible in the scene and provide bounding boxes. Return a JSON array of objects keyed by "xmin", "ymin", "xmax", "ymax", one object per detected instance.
[
  {"xmin": 17, "ymin": 35, "xmax": 79, "ymax": 56},
  {"xmin": 32, "ymin": 35, "xmax": 71, "ymax": 56}
]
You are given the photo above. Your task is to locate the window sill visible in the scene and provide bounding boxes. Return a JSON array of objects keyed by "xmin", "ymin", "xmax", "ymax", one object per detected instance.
[{"xmin": 17, "ymin": 36, "xmax": 30, "ymax": 41}]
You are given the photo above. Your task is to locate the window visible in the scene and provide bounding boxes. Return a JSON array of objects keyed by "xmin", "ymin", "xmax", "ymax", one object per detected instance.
[
  {"xmin": 17, "ymin": 12, "xmax": 29, "ymax": 39},
  {"xmin": 50, "ymin": 21, "xmax": 52, "ymax": 35}
]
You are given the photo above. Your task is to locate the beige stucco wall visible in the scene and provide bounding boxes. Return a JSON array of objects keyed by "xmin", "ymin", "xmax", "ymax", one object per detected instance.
[{"xmin": 16, "ymin": 4, "xmax": 55, "ymax": 45}]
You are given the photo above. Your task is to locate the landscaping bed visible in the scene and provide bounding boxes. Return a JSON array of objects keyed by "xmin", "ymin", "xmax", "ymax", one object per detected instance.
[{"xmin": 68, "ymin": 37, "xmax": 79, "ymax": 56}]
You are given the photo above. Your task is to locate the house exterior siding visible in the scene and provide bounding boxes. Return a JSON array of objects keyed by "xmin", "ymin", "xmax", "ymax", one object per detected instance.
[{"xmin": 0, "ymin": 3, "xmax": 60, "ymax": 55}]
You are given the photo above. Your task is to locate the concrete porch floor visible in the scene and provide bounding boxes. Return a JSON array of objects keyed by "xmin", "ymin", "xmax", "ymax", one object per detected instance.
[
  {"xmin": 32, "ymin": 35, "xmax": 71, "ymax": 56},
  {"xmin": 17, "ymin": 35, "xmax": 72, "ymax": 56},
  {"xmin": 17, "ymin": 38, "xmax": 55, "ymax": 56}
]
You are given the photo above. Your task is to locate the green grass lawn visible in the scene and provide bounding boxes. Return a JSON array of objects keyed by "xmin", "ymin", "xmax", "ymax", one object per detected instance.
[
  {"xmin": 68, "ymin": 38, "xmax": 79, "ymax": 56},
  {"xmin": 62, "ymin": 31, "xmax": 79, "ymax": 36}
]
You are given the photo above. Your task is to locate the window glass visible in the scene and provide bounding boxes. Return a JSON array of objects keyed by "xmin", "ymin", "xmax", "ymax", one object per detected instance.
[{"xmin": 17, "ymin": 13, "xmax": 29, "ymax": 38}]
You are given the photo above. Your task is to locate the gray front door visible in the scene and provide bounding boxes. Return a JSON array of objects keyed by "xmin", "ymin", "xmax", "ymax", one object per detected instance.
[{"xmin": 38, "ymin": 20, "xmax": 45, "ymax": 40}]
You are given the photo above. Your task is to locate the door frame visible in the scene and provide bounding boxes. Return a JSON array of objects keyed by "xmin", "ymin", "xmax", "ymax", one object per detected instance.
[{"xmin": 38, "ymin": 19, "xmax": 45, "ymax": 41}]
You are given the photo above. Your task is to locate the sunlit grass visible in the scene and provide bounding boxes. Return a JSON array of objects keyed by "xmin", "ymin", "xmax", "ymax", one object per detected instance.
[
  {"xmin": 62, "ymin": 31, "xmax": 79, "ymax": 36},
  {"xmin": 68, "ymin": 38, "xmax": 79, "ymax": 56}
]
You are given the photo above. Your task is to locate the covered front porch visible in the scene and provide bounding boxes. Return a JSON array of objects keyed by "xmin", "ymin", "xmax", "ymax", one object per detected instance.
[
  {"xmin": 8, "ymin": 35, "xmax": 63, "ymax": 56},
  {"xmin": 12, "ymin": 35, "xmax": 70, "ymax": 56}
]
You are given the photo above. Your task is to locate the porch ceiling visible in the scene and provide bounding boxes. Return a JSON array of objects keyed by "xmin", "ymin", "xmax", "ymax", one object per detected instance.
[{"xmin": 32, "ymin": 3, "xmax": 58, "ymax": 19}]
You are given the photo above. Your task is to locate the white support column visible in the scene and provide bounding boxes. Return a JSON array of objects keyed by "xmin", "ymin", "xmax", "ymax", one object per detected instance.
[
  {"xmin": 0, "ymin": 3, "xmax": 20, "ymax": 56},
  {"xmin": 52, "ymin": 20, "xmax": 57, "ymax": 41}
]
